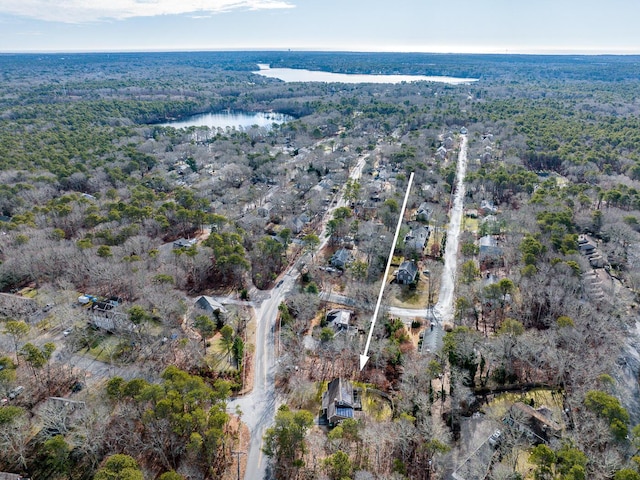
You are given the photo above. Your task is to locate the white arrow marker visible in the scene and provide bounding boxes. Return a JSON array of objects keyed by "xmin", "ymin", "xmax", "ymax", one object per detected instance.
[{"xmin": 360, "ymin": 172, "xmax": 414, "ymax": 370}]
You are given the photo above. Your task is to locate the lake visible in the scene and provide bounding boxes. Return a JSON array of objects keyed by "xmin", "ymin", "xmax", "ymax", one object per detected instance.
[
  {"xmin": 253, "ymin": 64, "xmax": 478, "ymax": 85},
  {"xmin": 159, "ymin": 111, "xmax": 292, "ymax": 129}
]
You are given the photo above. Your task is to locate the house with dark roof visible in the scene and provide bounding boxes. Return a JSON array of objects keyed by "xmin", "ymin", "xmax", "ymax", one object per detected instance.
[
  {"xmin": 395, "ymin": 260, "xmax": 419, "ymax": 285},
  {"xmin": 505, "ymin": 402, "xmax": 563, "ymax": 443},
  {"xmin": 330, "ymin": 248, "xmax": 352, "ymax": 270},
  {"xmin": 195, "ymin": 296, "xmax": 228, "ymax": 315},
  {"xmin": 322, "ymin": 378, "xmax": 361, "ymax": 426},
  {"xmin": 416, "ymin": 203, "xmax": 432, "ymax": 222},
  {"xmin": 444, "ymin": 136, "xmax": 454, "ymax": 149}
]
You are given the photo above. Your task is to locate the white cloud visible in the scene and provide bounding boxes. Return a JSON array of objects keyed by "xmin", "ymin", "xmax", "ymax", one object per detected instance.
[{"xmin": 0, "ymin": 0, "xmax": 295, "ymax": 23}]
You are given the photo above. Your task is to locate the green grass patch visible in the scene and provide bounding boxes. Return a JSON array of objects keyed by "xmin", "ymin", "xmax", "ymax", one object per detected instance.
[
  {"xmin": 36, "ymin": 317, "xmax": 52, "ymax": 332},
  {"xmin": 18, "ymin": 287, "xmax": 37, "ymax": 298},
  {"xmin": 487, "ymin": 388, "xmax": 564, "ymax": 420},
  {"xmin": 88, "ymin": 335, "xmax": 120, "ymax": 363},
  {"xmin": 463, "ymin": 217, "xmax": 479, "ymax": 233},
  {"xmin": 390, "ymin": 277, "xmax": 431, "ymax": 308},
  {"xmin": 205, "ymin": 335, "xmax": 236, "ymax": 372},
  {"xmin": 361, "ymin": 390, "xmax": 393, "ymax": 421}
]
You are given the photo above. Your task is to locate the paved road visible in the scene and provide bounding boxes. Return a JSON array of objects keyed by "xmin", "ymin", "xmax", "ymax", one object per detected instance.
[
  {"xmin": 227, "ymin": 148, "xmax": 371, "ymax": 480},
  {"xmin": 227, "ymin": 273, "xmax": 297, "ymax": 480},
  {"xmin": 318, "ymin": 154, "xmax": 368, "ymax": 251},
  {"xmin": 435, "ymin": 134, "xmax": 468, "ymax": 325},
  {"xmin": 322, "ymin": 136, "xmax": 469, "ymax": 356}
]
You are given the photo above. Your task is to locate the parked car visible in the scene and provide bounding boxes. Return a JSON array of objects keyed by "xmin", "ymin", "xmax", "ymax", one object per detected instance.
[
  {"xmin": 8, "ymin": 386, "xmax": 24, "ymax": 400},
  {"xmin": 488, "ymin": 429, "xmax": 502, "ymax": 448},
  {"xmin": 71, "ymin": 382, "xmax": 84, "ymax": 393}
]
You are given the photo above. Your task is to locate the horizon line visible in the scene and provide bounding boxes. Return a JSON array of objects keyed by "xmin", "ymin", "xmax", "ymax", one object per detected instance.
[{"xmin": 3, "ymin": 46, "xmax": 640, "ymax": 56}]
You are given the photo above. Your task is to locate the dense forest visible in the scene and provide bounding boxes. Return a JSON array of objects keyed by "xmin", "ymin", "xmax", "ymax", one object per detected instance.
[{"xmin": 1, "ymin": 51, "xmax": 640, "ymax": 479}]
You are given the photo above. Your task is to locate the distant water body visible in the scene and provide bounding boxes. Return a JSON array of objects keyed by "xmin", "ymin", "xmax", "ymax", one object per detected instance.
[
  {"xmin": 159, "ymin": 111, "xmax": 292, "ymax": 129},
  {"xmin": 253, "ymin": 64, "xmax": 478, "ymax": 85}
]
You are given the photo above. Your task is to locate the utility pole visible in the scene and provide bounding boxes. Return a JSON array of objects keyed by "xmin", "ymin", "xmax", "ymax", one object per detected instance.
[{"xmin": 231, "ymin": 450, "xmax": 246, "ymax": 480}]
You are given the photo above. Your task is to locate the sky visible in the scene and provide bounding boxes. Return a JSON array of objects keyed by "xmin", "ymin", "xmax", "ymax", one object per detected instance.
[{"xmin": 1, "ymin": 0, "xmax": 640, "ymax": 54}]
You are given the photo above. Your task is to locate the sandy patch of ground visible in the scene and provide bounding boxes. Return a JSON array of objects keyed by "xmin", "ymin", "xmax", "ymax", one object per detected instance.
[{"xmin": 221, "ymin": 415, "xmax": 251, "ymax": 480}]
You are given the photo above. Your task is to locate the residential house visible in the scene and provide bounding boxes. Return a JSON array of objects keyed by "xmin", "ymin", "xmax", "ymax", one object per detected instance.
[
  {"xmin": 290, "ymin": 213, "xmax": 310, "ymax": 234},
  {"xmin": 465, "ymin": 209, "xmax": 479, "ymax": 219},
  {"xmin": 257, "ymin": 202, "xmax": 274, "ymax": 218},
  {"xmin": 318, "ymin": 178, "xmax": 335, "ymax": 191},
  {"xmin": 436, "ymin": 146, "xmax": 448, "ymax": 159},
  {"xmin": 322, "ymin": 378, "xmax": 361, "ymax": 426},
  {"xmin": 89, "ymin": 310, "xmax": 135, "ymax": 333},
  {"xmin": 195, "ymin": 296, "xmax": 228, "ymax": 315},
  {"xmin": 479, "ymin": 236, "xmax": 502, "ymax": 262},
  {"xmin": 578, "ymin": 235, "xmax": 596, "ymax": 255},
  {"xmin": 326, "ymin": 309, "xmax": 353, "ymax": 332},
  {"xmin": 295, "ymin": 174, "xmax": 315, "ymax": 192},
  {"xmin": 330, "ymin": 248, "xmax": 352, "ymax": 270},
  {"xmin": 404, "ymin": 226, "xmax": 430, "ymax": 255},
  {"xmin": 444, "ymin": 136, "xmax": 454, "ymax": 149},
  {"xmin": 395, "ymin": 260, "xmax": 419, "ymax": 285},
  {"xmin": 479, "ymin": 200, "xmax": 498, "ymax": 216},
  {"xmin": 482, "ymin": 133, "xmax": 494, "ymax": 144},
  {"xmin": 578, "ymin": 235, "xmax": 605, "ymax": 267},
  {"xmin": 0, "ymin": 473, "xmax": 27, "ymax": 480},
  {"xmin": 481, "ymin": 151, "xmax": 492, "ymax": 164},
  {"xmin": 173, "ymin": 238, "xmax": 197, "ymax": 249},
  {"xmin": 505, "ymin": 402, "xmax": 563, "ymax": 443},
  {"xmin": 416, "ymin": 202, "xmax": 432, "ymax": 222}
]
